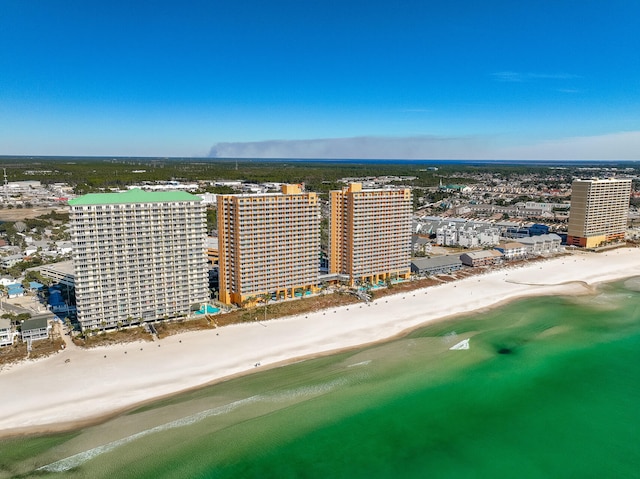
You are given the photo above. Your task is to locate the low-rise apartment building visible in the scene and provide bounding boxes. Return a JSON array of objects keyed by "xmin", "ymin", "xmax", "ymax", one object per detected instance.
[
  {"xmin": 411, "ymin": 256, "xmax": 463, "ymax": 276},
  {"xmin": 495, "ymin": 242, "xmax": 527, "ymax": 261},
  {"xmin": 519, "ymin": 234, "xmax": 562, "ymax": 255},
  {"xmin": 460, "ymin": 250, "xmax": 503, "ymax": 267}
]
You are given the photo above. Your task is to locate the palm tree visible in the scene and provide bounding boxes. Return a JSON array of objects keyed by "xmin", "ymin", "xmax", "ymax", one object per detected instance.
[
  {"xmin": 240, "ymin": 296, "xmax": 255, "ymax": 309},
  {"xmin": 385, "ymin": 276, "xmax": 393, "ymax": 289},
  {"xmin": 64, "ymin": 317, "xmax": 72, "ymax": 333},
  {"xmin": 261, "ymin": 293, "xmax": 271, "ymax": 322}
]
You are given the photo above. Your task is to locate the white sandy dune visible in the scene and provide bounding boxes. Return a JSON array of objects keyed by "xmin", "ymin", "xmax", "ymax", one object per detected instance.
[{"xmin": 1, "ymin": 248, "xmax": 639, "ymax": 437}]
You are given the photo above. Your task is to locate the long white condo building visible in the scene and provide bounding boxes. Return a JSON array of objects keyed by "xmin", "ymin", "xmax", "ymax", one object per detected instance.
[{"xmin": 69, "ymin": 189, "xmax": 209, "ymax": 331}]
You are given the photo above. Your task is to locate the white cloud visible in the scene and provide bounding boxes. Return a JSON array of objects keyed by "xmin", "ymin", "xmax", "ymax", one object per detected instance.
[
  {"xmin": 492, "ymin": 71, "xmax": 526, "ymax": 82},
  {"xmin": 492, "ymin": 71, "xmax": 579, "ymax": 82},
  {"xmin": 557, "ymin": 88, "xmax": 581, "ymax": 94}
]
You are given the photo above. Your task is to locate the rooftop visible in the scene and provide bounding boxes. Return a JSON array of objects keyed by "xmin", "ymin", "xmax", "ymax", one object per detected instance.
[
  {"xmin": 68, "ymin": 188, "xmax": 201, "ymax": 206},
  {"xmin": 574, "ymin": 178, "xmax": 632, "ymax": 184},
  {"xmin": 412, "ymin": 255, "xmax": 462, "ymax": 268},
  {"xmin": 31, "ymin": 260, "xmax": 75, "ymax": 276},
  {"xmin": 501, "ymin": 242, "xmax": 526, "ymax": 249},
  {"xmin": 21, "ymin": 317, "xmax": 48, "ymax": 332},
  {"xmin": 519, "ymin": 234, "xmax": 562, "ymax": 244},
  {"xmin": 463, "ymin": 250, "xmax": 503, "ymax": 259}
]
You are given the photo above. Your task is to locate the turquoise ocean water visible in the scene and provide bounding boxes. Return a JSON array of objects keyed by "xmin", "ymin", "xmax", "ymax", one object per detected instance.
[{"xmin": 2, "ymin": 278, "xmax": 640, "ymax": 478}]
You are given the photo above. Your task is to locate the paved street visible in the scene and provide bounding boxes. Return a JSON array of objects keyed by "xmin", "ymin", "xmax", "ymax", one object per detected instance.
[{"xmin": 0, "ymin": 301, "xmax": 32, "ymax": 315}]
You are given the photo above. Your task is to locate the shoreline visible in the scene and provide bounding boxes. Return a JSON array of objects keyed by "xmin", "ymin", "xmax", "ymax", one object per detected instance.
[
  {"xmin": 1, "ymin": 248, "xmax": 639, "ymax": 439},
  {"xmin": 0, "ymin": 282, "xmax": 588, "ymax": 440}
]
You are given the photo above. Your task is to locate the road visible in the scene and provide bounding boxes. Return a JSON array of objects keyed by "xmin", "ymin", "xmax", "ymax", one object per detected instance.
[{"xmin": 0, "ymin": 301, "xmax": 33, "ymax": 315}]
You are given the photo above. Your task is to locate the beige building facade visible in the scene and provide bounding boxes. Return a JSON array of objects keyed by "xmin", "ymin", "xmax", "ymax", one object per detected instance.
[
  {"xmin": 567, "ymin": 178, "xmax": 632, "ymax": 248},
  {"xmin": 217, "ymin": 184, "xmax": 320, "ymax": 305},
  {"xmin": 329, "ymin": 183, "xmax": 412, "ymax": 286}
]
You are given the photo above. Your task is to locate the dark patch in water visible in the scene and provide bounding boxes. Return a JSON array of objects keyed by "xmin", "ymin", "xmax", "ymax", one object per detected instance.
[{"xmin": 497, "ymin": 347, "xmax": 513, "ymax": 355}]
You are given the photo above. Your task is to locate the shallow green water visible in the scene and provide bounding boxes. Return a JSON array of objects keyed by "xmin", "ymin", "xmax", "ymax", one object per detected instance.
[{"xmin": 3, "ymin": 279, "xmax": 640, "ymax": 478}]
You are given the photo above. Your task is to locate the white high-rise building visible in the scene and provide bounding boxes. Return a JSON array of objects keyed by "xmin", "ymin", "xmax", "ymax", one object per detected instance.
[{"xmin": 69, "ymin": 189, "xmax": 209, "ymax": 331}]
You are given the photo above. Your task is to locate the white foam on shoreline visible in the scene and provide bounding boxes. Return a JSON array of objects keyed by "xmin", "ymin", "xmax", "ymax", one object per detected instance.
[
  {"xmin": 38, "ymin": 375, "xmax": 356, "ymax": 472},
  {"xmin": 38, "ymin": 395, "xmax": 262, "ymax": 472}
]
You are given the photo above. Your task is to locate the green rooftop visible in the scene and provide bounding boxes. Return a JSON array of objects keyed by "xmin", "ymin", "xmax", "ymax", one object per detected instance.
[
  {"xmin": 68, "ymin": 188, "xmax": 201, "ymax": 206},
  {"xmin": 21, "ymin": 317, "xmax": 48, "ymax": 332}
]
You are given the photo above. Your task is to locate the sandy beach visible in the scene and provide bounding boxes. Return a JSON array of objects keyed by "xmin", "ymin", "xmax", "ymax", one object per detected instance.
[{"xmin": 1, "ymin": 247, "xmax": 639, "ymax": 438}]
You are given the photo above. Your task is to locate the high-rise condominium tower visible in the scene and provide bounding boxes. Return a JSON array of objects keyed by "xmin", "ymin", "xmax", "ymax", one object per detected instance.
[
  {"xmin": 329, "ymin": 183, "xmax": 412, "ymax": 285},
  {"xmin": 69, "ymin": 189, "xmax": 208, "ymax": 331},
  {"xmin": 567, "ymin": 178, "xmax": 632, "ymax": 248},
  {"xmin": 217, "ymin": 184, "xmax": 320, "ymax": 305}
]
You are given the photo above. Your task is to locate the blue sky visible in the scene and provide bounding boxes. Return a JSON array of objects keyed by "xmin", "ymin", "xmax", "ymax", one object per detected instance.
[{"xmin": 1, "ymin": 0, "xmax": 639, "ymax": 159}]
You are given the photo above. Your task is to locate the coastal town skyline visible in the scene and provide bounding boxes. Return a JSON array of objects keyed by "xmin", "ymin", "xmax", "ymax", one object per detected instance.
[
  {"xmin": 2, "ymin": 1, "xmax": 640, "ymax": 474},
  {"xmin": 0, "ymin": 158, "xmax": 635, "ymax": 333},
  {"xmin": 0, "ymin": 157, "xmax": 639, "ymax": 476},
  {"xmin": 2, "ymin": 1, "xmax": 640, "ymax": 160}
]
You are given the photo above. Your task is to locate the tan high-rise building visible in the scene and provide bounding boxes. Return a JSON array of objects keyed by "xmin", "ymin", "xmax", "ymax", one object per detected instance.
[
  {"xmin": 567, "ymin": 178, "xmax": 632, "ymax": 248},
  {"xmin": 329, "ymin": 183, "xmax": 412, "ymax": 286},
  {"xmin": 217, "ymin": 184, "xmax": 320, "ymax": 305}
]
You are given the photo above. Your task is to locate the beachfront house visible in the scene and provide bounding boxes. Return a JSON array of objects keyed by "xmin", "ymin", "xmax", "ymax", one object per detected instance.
[
  {"xmin": 495, "ymin": 242, "xmax": 527, "ymax": 261},
  {"xmin": 20, "ymin": 317, "xmax": 50, "ymax": 342},
  {"xmin": 411, "ymin": 256, "xmax": 463, "ymax": 276},
  {"xmin": 0, "ymin": 318, "xmax": 14, "ymax": 347},
  {"xmin": 460, "ymin": 250, "xmax": 503, "ymax": 267}
]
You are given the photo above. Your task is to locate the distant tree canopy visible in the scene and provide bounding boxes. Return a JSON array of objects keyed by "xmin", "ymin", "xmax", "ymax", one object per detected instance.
[
  {"xmin": 0, "ymin": 158, "xmax": 637, "ymax": 209},
  {"xmin": 0, "ymin": 158, "xmax": 447, "ymax": 192},
  {"xmin": 2, "ymin": 312, "xmax": 32, "ymax": 326},
  {"xmin": 200, "ymin": 185, "xmax": 235, "ymax": 194},
  {"xmin": 24, "ymin": 270, "xmax": 52, "ymax": 286}
]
